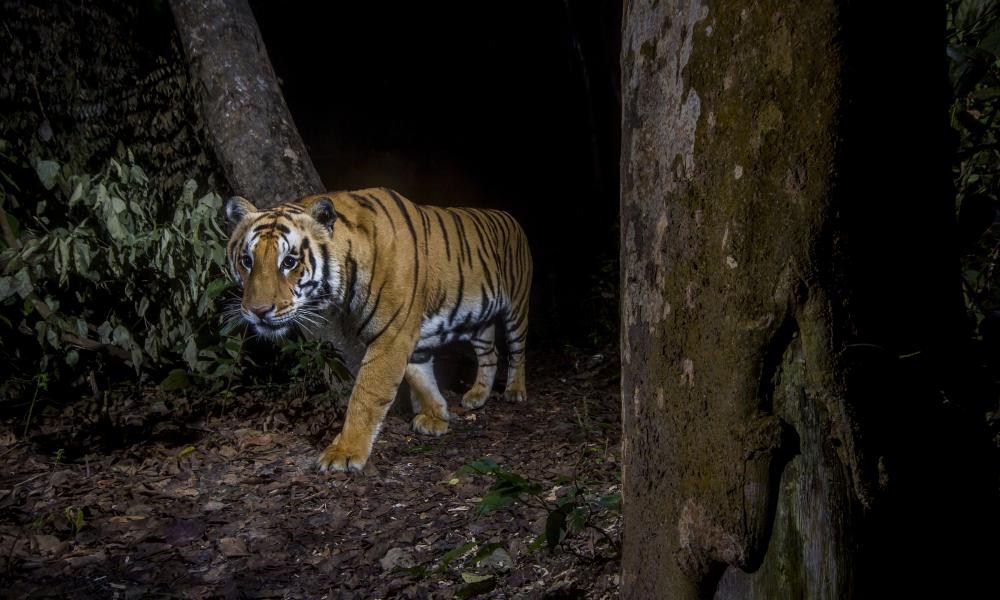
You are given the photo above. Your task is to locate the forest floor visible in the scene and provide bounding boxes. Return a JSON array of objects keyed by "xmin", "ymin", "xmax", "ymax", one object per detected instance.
[{"xmin": 0, "ymin": 349, "xmax": 621, "ymax": 599}]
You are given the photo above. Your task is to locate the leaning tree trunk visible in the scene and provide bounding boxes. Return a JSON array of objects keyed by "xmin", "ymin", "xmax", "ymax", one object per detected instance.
[
  {"xmin": 621, "ymin": 2, "xmax": 996, "ymax": 599},
  {"xmin": 170, "ymin": 0, "xmax": 323, "ymax": 208}
]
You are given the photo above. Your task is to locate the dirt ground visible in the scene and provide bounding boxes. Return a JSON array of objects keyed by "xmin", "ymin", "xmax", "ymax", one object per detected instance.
[{"xmin": 0, "ymin": 349, "xmax": 621, "ymax": 599}]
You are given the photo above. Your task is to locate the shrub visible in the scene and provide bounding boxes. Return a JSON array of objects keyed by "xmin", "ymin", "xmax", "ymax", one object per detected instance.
[{"xmin": 0, "ymin": 147, "xmax": 238, "ymax": 390}]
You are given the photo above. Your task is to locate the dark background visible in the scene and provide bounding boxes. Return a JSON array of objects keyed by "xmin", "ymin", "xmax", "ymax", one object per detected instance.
[{"xmin": 248, "ymin": 1, "xmax": 622, "ymax": 347}]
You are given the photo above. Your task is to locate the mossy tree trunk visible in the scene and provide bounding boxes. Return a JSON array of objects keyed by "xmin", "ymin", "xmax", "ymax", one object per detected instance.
[
  {"xmin": 170, "ymin": 0, "xmax": 323, "ymax": 208},
  {"xmin": 621, "ymin": 1, "xmax": 996, "ymax": 598}
]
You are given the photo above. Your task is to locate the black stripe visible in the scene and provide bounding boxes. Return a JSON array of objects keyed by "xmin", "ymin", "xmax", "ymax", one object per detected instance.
[
  {"xmin": 448, "ymin": 266, "xmax": 465, "ymax": 324},
  {"xmin": 357, "ymin": 280, "xmax": 386, "ymax": 336},
  {"xmin": 482, "ymin": 210, "xmax": 501, "ymax": 239},
  {"xmin": 435, "ymin": 211, "xmax": 452, "ymax": 261},
  {"xmin": 344, "ymin": 241, "xmax": 358, "ymax": 309},
  {"xmin": 508, "ymin": 307, "xmax": 528, "ymax": 335},
  {"xmin": 306, "ymin": 244, "xmax": 317, "ymax": 274},
  {"xmin": 461, "ymin": 208, "xmax": 490, "ymax": 252},
  {"xmin": 366, "ymin": 304, "xmax": 402, "ymax": 346},
  {"xmin": 253, "ymin": 222, "xmax": 291, "ymax": 234},
  {"xmin": 450, "ymin": 211, "xmax": 472, "ymax": 264},
  {"xmin": 477, "ymin": 247, "xmax": 495, "ymax": 295},
  {"xmin": 386, "ymin": 190, "xmax": 421, "ymax": 311},
  {"xmin": 417, "ymin": 206, "xmax": 430, "ymax": 257},
  {"xmin": 358, "ymin": 243, "xmax": 378, "ymax": 311},
  {"xmin": 369, "ymin": 193, "xmax": 397, "ymax": 233},
  {"xmin": 506, "ymin": 330, "xmax": 528, "ymax": 345},
  {"xmin": 350, "ymin": 193, "xmax": 377, "ymax": 212},
  {"xmin": 336, "ymin": 213, "xmax": 354, "ymax": 230},
  {"xmin": 320, "ymin": 243, "xmax": 332, "ymax": 297}
]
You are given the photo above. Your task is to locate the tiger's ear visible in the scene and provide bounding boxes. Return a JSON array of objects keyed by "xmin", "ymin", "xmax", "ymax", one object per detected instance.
[
  {"xmin": 308, "ymin": 196, "xmax": 338, "ymax": 230},
  {"xmin": 225, "ymin": 196, "xmax": 257, "ymax": 225}
]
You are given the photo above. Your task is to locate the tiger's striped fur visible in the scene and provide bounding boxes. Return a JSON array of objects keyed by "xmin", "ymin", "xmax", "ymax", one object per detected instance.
[{"xmin": 224, "ymin": 188, "xmax": 532, "ymax": 472}]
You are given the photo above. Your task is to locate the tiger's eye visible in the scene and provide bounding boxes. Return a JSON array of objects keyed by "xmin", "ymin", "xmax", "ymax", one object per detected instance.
[
  {"xmin": 240, "ymin": 255, "xmax": 253, "ymax": 270},
  {"xmin": 282, "ymin": 256, "xmax": 298, "ymax": 270}
]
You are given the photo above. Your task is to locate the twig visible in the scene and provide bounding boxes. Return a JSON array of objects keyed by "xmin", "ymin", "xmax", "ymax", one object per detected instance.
[
  {"xmin": 61, "ymin": 333, "xmax": 129, "ymax": 361},
  {"xmin": 0, "ymin": 444, "xmax": 21, "ymax": 460},
  {"xmin": 12, "ymin": 471, "xmax": 48, "ymax": 489}
]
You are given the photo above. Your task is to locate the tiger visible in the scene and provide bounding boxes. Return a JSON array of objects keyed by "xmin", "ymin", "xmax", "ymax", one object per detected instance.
[{"xmin": 224, "ymin": 188, "xmax": 532, "ymax": 472}]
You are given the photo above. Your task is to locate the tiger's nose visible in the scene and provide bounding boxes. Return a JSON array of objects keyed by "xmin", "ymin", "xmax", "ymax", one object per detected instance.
[{"xmin": 246, "ymin": 303, "xmax": 274, "ymax": 318}]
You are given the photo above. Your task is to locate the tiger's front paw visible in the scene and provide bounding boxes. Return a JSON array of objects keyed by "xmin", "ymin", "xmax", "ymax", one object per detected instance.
[
  {"xmin": 412, "ymin": 413, "xmax": 449, "ymax": 436},
  {"xmin": 316, "ymin": 435, "xmax": 369, "ymax": 473}
]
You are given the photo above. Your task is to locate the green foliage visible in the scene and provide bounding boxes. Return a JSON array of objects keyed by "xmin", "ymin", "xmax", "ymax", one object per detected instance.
[
  {"xmin": 454, "ymin": 458, "xmax": 620, "ymax": 556},
  {"xmin": 281, "ymin": 339, "xmax": 352, "ymax": 395},
  {"xmin": 456, "ymin": 458, "xmax": 543, "ymax": 516},
  {"xmin": 0, "ymin": 1, "xmax": 350, "ymax": 427},
  {"xmin": 64, "ymin": 506, "xmax": 85, "ymax": 538},
  {"xmin": 948, "ymin": 0, "xmax": 1000, "ymax": 325},
  {"xmin": 0, "ymin": 148, "xmax": 235, "ymax": 389}
]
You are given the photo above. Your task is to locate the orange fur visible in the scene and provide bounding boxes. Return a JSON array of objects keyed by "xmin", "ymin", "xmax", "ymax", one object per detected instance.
[{"xmin": 225, "ymin": 188, "xmax": 532, "ymax": 472}]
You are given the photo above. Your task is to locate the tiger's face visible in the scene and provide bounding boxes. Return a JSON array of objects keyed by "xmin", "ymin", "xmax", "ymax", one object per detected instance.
[{"xmin": 224, "ymin": 195, "xmax": 338, "ymax": 338}]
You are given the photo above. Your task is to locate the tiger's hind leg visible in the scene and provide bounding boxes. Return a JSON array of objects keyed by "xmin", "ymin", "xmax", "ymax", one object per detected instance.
[
  {"xmin": 462, "ymin": 324, "xmax": 498, "ymax": 410},
  {"xmin": 502, "ymin": 305, "xmax": 528, "ymax": 403},
  {"xmin": 405, "ymin": 359, "xmax": 450, "ymax": 436}
]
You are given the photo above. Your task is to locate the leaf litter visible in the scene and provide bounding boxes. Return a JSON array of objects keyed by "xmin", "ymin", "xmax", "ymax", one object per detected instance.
[{"xmin": 0, "ymin": 349, "xmax": 621, "ymax": 598}]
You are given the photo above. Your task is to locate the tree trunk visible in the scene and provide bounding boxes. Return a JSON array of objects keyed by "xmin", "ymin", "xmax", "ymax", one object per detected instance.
[
  {"xmin": 169, "ymin": 0, "xmax": 323, "ymax": 208},
  {"xmin": 621, "ymin": 2, "xmax": 996, "ymax": 598}
]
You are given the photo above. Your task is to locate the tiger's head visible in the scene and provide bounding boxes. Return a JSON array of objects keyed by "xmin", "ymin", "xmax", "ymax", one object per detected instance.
[{"xmin": 224, "ymin": 194, "xmax": 339, "ymax": 338}]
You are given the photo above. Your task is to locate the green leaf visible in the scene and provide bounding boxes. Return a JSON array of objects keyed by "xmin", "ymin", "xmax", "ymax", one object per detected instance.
[
  {"xmin": 527, "ymin": 533, "xmax": 547, "ymax": 554},
  {"xmin": 957, "ymin": 0, "xmax": 999, "ymax": 38},
  {"xmin": 545, "ymin": 503, "xmax": 575, "ymax": 550},
  {"xmin": 112, "ymin": 324, "xmax": 131, "ymax": 347},
  {"xmin": 456, "ymin": 458, "xmax": 500, "ymax": 477},
  {"xmin": 13, "ymin": 268, "xmax": 32, "ymax": 298},
  {"xmin": 73, "ymin": 239, "xmax": 92, "ymax": 274},
  {"xmin": 0, "ymin": 213, "xmax": 19, "ymax": 244},
  {"xmin": 567, "ymin": 506, "xmax": 587, "ymax": 534},
  {"xmin": 33, "ymin": 159, "xmax": 60, "ymax": 190},
  {"xmin": 68, "ymin": 182, "xmax": 84, "ymax": 206},
  {"xmin": 455, "ymin": 576, "xmax": 496, "ymax": 598},
  {"xmin": 598, "ymin": 493, "xmax": 622, "ymax": 512},
  {"xmin": 395, "ymin": 564, "xmax": 430, "ymax": 578},
  {"xmin": 183, "ymin": 338, "xmax": 198, "ymax": 370},
  {"xmin": 74, "ymin": 318, "xmax": 88, "ymax": 338},
  {"xmin": 0, "ymin": 276, "xmax": 14, "ymax": 301},
  {"xmin": 205, "ymin": 278, "xmax": 229, "ymax": 300},
  {"xmin": 160, "ymin": 368, "xmax": 191, "ymax": 391},
  {"xmin": 219, "ymin": 318, "xmax": 242, "ymax": 336},
  {"xmin": 439, "ymin": 541, "xmax": 476, "ymax": 569},
  {"xmin": 460, "ymin": 573, "xmax": 492, "ymax": 584},
  {"xmin": 97, "ymin": 321, "xmax": 113, "ymax": 344},
  {"xmin": 57, "ymin": 238, "xmax": 71, "ymax": 279},
  {"xmin": 476, "ymin": 488, "xmax": 518, "ymax": 516},
  {"xmin": 471, "ymin": 542, "xmax": 504, "ymax": 563}
]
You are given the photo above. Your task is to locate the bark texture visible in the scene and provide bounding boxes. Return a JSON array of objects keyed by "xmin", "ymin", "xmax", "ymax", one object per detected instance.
[
  {"xmin": 621, "ymin": 1, "xmax": 996, "ymax": 598},
  {"xmin": 170, "ymin": 0, "xmax": 323, "ymax": 208}
]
